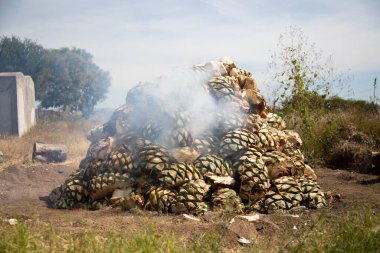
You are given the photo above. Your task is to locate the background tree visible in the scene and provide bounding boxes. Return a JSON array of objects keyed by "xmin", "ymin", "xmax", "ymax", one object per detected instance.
[
  {"xmin": 0, "ymin": 36, "xmax": 46, "ymax": 99},
  {"xmin": 36, "ymin": 48, "xmax": 111, "ymax": 117},
  {"xmin": 0, "ymin": 36, "xmax": 111, "ymax": 116}
]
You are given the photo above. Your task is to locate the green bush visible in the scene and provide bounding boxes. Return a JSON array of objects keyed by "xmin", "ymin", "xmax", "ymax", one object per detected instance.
[{"xmin": 280, "ymin": 96, "xmax": 380, "ymax": 164}]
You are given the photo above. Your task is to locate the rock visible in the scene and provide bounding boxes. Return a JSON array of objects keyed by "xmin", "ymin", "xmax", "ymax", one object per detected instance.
[
  {"xmin": 32, "ymin": 142, "xmax": 68, "ymax": 163},
  {"xmin": 0, "ymin": 151, "xmax": 4, "ymax": 163}
]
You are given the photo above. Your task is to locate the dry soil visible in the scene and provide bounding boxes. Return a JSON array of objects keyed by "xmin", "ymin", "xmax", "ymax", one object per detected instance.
[{"xmin": 0, "ymin": 164, "xmax": 379, "ymax": 251}]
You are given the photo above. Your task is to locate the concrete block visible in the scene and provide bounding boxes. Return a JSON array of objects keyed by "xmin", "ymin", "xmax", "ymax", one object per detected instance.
[
  {"xmin": 33, "ymin": 142, "xmax": 68, "ymax": 163},
  {"xmin": 0, "ymin": 72, "xmax": 36, "ymax": 137}
]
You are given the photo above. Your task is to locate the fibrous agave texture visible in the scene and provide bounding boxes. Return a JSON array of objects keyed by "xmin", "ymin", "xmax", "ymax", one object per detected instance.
[{"xmin": 49, "ymin": 56, "xmax": 327, "ymax": 215}]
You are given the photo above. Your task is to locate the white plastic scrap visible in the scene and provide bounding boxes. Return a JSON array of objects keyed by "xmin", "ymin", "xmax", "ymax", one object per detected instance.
[
  {"xmin": 182, "ymin": 214, "xmax": 201, "ymax": 222},
  {"xmin": 239, "ymin": 214, "xmax": 260, "ymax": 222},
  {"xmin": 238, "ymin": 237, "xmax": 252, "ymax": 245},
  {"xmin": 8, "ymin": 219, "xmax": 17, "ymax": 226}
]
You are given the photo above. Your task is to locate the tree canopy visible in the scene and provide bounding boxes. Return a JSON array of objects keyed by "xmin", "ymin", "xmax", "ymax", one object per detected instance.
[
  {"xmin": 0, "ymin": 35, "xmax": 111, "ymax": 116},
  {"xmin": 0, "ymin": 36, "xmax": 45, "ymax": 95}
]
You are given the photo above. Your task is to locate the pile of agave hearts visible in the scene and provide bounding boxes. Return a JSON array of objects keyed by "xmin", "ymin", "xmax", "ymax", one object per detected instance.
[{"xmin": 50, "ymin": 57, "xmax": 326, "ymax": 215}]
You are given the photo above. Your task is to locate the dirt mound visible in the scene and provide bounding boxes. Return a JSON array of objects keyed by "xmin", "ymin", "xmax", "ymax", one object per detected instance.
[
  {"xmin": 0, "ymin": 165, "xmax": 76, "ymax": 202},
  {"xmin": 327, "ymin": 141, "xmax": 373, "ymax": 173},
  {"xmin": 325, "ymin": 123, "xmax": 380, "ymax": 174}
]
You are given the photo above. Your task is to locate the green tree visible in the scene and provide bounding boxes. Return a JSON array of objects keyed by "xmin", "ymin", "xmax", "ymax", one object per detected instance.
[
  {"xmin": 0, "ymin": 36, "xmax": 111, "ymax": 116},
  {"xmin": 0, "ymin": 35, "xmax": 46, "ymax": 99},
  {"xmin": 37, "ymin": 48, "xmax": 111, "ymax": 117}
]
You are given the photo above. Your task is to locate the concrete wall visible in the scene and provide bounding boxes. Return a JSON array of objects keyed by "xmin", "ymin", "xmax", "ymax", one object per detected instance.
[{"xmin": 0, "ymin": 72, "xmax": 36, "ymax": 137}]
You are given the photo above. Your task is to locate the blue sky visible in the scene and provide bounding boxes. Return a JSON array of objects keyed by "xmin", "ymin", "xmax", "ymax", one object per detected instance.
[{"xmin": 1, "ymin": 0, "xmax": 379, "ymax": 108}]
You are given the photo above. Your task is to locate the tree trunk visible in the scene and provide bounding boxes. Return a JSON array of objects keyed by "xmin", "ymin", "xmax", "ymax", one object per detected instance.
[{"xmin": 33, "ymin": 142, "xmax": 68, "ymax": 163}]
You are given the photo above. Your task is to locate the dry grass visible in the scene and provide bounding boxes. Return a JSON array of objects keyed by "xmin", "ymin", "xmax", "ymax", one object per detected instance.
[
  {"xmin": 0, "ymin": 115, "xmax": 99, "ymax": 170},
  {"xmin": 283, "ymin": 105, "xmax": 380, "ymax": 164}
]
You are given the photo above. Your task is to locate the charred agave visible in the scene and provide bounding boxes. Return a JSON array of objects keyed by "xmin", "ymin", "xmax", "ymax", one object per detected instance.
[{"xmin": 50, "ymin": 56, "xmax": 326, "ymax": 215}]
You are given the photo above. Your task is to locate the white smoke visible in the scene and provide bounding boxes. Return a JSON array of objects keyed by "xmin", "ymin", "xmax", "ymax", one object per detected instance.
[{"xmin": 122, "ymin": 59, "xmax": 245, "ymax": 148}]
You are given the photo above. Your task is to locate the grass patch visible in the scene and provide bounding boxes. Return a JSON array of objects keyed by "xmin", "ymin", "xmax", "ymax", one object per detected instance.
[
  {"xmin": 282, "ymin": 209, "xmax": 380, "ymax": 253},
  {"xmin": 188, "ymin": 227, "xmax": 224, "ymax": 253},
  {"xmin": 0, "ymin": 219, "xmax": 226, "ymax": 253},
  {"xmin": 0, "ymin": 221, "xmax": 183, "ymax": 253},
  {"xmin": 1, "ymin": 209, "xmax": 378, "ymax": 253}
]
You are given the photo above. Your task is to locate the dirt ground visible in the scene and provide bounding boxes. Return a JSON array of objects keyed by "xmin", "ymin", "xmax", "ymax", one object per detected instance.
[{"xmin": 0, "ymin": 164, "xmax": 379, "ymax": 251}]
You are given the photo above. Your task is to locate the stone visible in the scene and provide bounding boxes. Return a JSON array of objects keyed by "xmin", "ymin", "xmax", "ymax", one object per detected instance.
[
  {"xmin": 33, "ymin": 142, "xmax": 68, "ymax": 163},
  {"xmin": 0, "ymin": 72, "xmax": 36, "ymax": 137}
]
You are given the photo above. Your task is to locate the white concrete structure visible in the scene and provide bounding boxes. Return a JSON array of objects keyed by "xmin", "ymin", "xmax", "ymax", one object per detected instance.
[{"xmin": 0, "ymin": 72, "xmax": 36, "ymax": 137}]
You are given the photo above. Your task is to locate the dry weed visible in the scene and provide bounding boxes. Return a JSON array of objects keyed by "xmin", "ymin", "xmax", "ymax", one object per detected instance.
[{"xmin": 0, "ymin": 117, "xmax": 96, "ymax": 170}]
